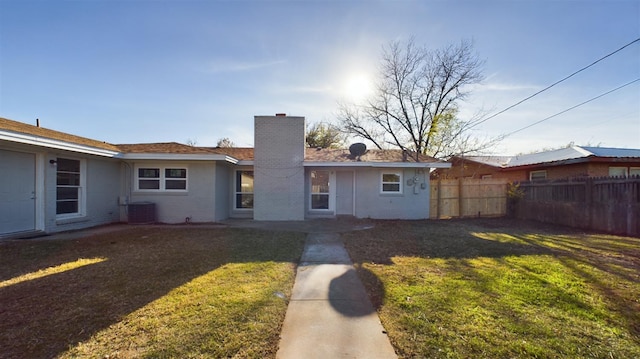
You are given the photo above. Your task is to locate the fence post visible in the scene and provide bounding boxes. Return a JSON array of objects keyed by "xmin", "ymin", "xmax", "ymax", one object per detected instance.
[
  {"xmin": 458, "ymin": 177, "xmax": 463, "ymax": 217},
  {"xmin": 436, "ymin": 179, "xmax": 441, "ymax": 219},
  {"xmin": 585, "ymin": 178, "xmax": 593, "ymax": 230}
]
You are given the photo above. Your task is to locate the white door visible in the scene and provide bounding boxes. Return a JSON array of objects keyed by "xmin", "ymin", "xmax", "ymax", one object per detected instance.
[{"xmin": 0, "ymin": 150, "xmax": 36, "ymax": 234}]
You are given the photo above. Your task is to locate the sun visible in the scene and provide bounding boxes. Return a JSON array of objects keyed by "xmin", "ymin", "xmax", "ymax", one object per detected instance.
[{"xmin": 343, "ymin": 73, "xmax": 373, "ymax": 102}]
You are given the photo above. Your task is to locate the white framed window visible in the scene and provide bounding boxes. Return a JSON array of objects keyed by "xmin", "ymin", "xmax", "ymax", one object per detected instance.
[
  {"xmin": 310, "ymin": 170, "xmax": 330, "ymax": 210},
  {"xmin": 529, "ymin": 170, "xmax": 547, "ymax": 181},
  {"xmin": 381, "ymin": 171, "xmax": 403, "ymax": 194},
  {"xmin": 56, "ymin": 157, "xmax": 86, "ymax": 217},
  {"xmin": 630, "ymin": 167, "xmax": 640, "ymax": 177},
  {"xmin": 235, "ymin": 170, "xmax": 254, "ymax": 209},
  {"xmin": 135, "ymin": 166, "xmax": 188, "ymax": 191},
  {"xmin": 609, "ymin": 166, "xmax": 628, "ymax": 178}
]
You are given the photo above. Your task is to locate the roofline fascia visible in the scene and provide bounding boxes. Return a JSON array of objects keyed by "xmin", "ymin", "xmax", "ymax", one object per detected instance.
[
  {"xmin": 303, "ymin": 161, "xmax": 451, "ymax": 168},
  {"xmin": 0, "ymin": 130, "xmax": 119, "ymax": 157},
  {"xmin": 119, "ymin": 153, "xmax": 239, "ymax": 163}
]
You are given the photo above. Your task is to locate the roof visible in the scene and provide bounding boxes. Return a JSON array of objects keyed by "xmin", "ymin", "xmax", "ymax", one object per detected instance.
[
  {"xmin": 0, "ymin": 117, "xmax": 447, "ymax": 168},
  {"xmin": 0, "ymin": 117, "xmax": 120, "ymax": 154},
  {"xmin": 208, "ymin": 147, "xmax": 254, "ymax": 161},
  {"xmin": 117, "ymin": 142, "xmax": 219, "ymax": 154},
  {"xmin": 304, "ymin": 148, "xmax": 440, "ymax": 163},
  {"xmin": 458, "ymin": 146, "xmax": 640, "ymax": 169}
]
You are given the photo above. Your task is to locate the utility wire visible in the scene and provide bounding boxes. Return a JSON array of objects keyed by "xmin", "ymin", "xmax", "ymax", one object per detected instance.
[
  {"xmin": 499, "ymin": 78, "xmax": 640, "ymax": 138},
  {"xmin": 471, "ymin": 37, "xmax": 640, "ymax": 128}
]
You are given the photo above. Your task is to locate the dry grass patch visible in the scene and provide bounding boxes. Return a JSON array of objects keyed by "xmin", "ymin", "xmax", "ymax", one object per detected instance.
[
  {"xmin": 343, "ymin": 219, "xmax": 640, "ymax": 358},
  {"xmin": 0, "ymin": 226, "xmax": 305, "ymax": 358}
]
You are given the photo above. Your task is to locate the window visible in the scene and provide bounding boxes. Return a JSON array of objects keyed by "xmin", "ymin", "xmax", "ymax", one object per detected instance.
[
  {"xmin": 609, "ymin": 167, "xmax": 628, "ymax": 178},
  {"xmin": 136, "ymin": 166, "xmax": 187, "ymax": 191},
  {"xmin": 235, "ymin": 170, "xmax": 254, "ymax": 209},
  {"xmin": 310, "ymin": 170, "xmax": 330, "ymax": 209},
  {"xmin": 631, "ymin": 167, "xmax": 640, "ymax": 177},
  {"xmin": 165, "ymin": 168, "xmax": 187, "ymax": 190},
  {"xmin": 138, "ymin": 168, "xmax": 160, "ymax": 189},
  {"xmin": 381, "ymin": 171, "xmax": 402, "ymax": 193},
  {"xmin": 56, "ymin": 158, "xmax": 85, "ymax": 216},
  {"xmin": 529, "ymin": 170, "xmax": 547, "ymax": 181}
]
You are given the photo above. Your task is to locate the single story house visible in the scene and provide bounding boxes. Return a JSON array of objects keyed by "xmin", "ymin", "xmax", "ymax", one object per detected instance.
[
  {"xmin": 434, "ymin": 146, "xmax": 640, "ymax": 181},
  {"xmin": 1, "ymin": 114, "xmax": 450, "ymax": 238}
]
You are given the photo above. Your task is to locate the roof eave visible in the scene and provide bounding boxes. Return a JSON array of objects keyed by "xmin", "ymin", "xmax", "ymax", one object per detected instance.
[
  {"xmin": 1, "ymin": 130, "xmax": 119, "ymax": 157},
  {"xmin": 120, "ymin": 153, "xmax": 239, "ymax": 163},
  {"xmin": 304, "ymin": 161, "xmax": 451, "ymax": 168}
]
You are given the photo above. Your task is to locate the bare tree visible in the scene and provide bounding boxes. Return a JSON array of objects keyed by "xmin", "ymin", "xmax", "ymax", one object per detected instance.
[
  {"xmin": 216, "ymin": 137, "xmax": 235, "ymax": 148},
  {"xmin": 339, "ymin": 38, "xmax": 493, "ymax": 160},
  {"xmin": 306, "ymin": 123, "xmax": 344, "ymax": 149},
  {"xmin": 185, "ymin": 138, "xmax": 198, "ymax": 146}
]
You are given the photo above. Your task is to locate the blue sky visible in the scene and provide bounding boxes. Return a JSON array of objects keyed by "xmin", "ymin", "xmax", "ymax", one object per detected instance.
[{"xmin": 1, "ymin": 0, "xmax": 638, "ymax": 155}]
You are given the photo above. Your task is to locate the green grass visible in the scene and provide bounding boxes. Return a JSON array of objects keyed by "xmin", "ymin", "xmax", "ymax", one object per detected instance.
[
  {"xmin": 0, "ymin": 227, "xmax": 305, "ymax": 358},
  {"xmin": 342, "ymin": 219, "xmax": 640, "ymax": 358}
]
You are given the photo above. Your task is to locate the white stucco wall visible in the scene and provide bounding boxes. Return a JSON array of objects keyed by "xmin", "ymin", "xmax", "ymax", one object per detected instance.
[
  {"xmin": 128, "ymin": 161, "xmax": 216, "ymax": 223},
  {"xmin": 354, "ymin": 168, "xmax": 431, "ymax": 219},
  {"xmin": 45, "ymin": 152, "xmax": 121, "ymax": 233}
]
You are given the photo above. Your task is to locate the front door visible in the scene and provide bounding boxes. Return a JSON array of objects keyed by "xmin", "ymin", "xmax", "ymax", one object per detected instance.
[{"xmin": 0, "ymin": 150, "xmax": 36, "ymax": 235}]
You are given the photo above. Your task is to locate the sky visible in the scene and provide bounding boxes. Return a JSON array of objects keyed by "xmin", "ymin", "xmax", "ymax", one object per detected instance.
[{"xmin": 1, "ymin": 0, "xmax": 639, "ymax": 155}]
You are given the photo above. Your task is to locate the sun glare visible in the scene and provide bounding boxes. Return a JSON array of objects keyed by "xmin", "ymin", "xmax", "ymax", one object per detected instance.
[{"xmin": 343, "ymin": 73, "xmax": 373, "ymax": 102}]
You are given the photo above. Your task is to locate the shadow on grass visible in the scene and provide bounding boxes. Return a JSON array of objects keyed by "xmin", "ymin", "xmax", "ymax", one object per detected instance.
[
  {"xmin": 342, "ymin": 218, "xmax": 640, "ymax": 348},
  {"xmin": 0, "ymin": 226, "xmax": 304, "ymax": 359}
]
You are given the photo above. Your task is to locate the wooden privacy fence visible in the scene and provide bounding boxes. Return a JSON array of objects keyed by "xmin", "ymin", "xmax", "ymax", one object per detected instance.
[
  {"xmin": 514, "ymin": 176, "xmax": 640, "ymax": 237},
  {"xmin": 430, "ymin": 179, "xmax": 508, "ymax": 219}
]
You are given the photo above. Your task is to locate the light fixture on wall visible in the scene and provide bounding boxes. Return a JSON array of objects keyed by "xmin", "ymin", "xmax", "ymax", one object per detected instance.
[{"xmin": 49, "ymin": 159, "xmax": 57, "ymax": 165}]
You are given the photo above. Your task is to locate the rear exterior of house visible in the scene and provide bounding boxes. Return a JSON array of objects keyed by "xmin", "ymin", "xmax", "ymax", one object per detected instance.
[{"xmin": 1, "ymin": 115, "xmax": 449, "ymax": 238}]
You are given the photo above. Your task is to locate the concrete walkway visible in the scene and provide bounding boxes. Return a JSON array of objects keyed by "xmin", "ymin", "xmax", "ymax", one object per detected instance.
[{"xmin": 276, "ymin": 232, "xmax": 397, "ymax": 359}]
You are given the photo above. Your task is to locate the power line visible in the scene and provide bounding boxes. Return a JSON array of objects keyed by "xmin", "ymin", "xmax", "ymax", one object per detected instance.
[
  {"xmin": 499, "ymin": 78, "xmax": 640, "ymax": 139},
  {"xmin": 471, "ymin": 37, "xmax": 640, "ymax": 128}
]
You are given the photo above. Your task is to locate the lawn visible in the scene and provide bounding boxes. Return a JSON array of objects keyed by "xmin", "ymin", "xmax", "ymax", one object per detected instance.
[
  {"xmin": 0, "ymin": 226, "xmax": 305, "ymax": 359},
  {"xmin": 342, "ymin": 219, "xmax": 640, "ymax": 359}
]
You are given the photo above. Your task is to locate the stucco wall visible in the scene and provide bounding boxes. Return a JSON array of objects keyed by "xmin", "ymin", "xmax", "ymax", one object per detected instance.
[
  {"xmin": 354, "ymin": 168, "xmax": 431, "ymax": 219},
  {"xmin": 214, "ymin": 163, "xmax": 231, "ymax": 221},
  {"xmin": 128, "ymin": 161, "xmax": 216, "ymax": 223},
  {"xmin": 45, "ymin": 152, "xmax": 121, "ymax": 233},
  {"xmin": 253, "ymin": 115, "xmax": 305, "ymax": 220}
]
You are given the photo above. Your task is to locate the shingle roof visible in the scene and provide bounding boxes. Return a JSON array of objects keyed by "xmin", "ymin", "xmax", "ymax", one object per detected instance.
[
  {"xmin": 304, "ymin": 148, "xmax": 441, "ymax": 163},
  {"xmin": 0, "ymin": 117, "xmax": 443, "ymax": 165},
  {"xmin": 207, "ymin": 147, "xmax": 254, "ymax": 161},
  {"xmin": 0, "ymin": 117, "xmax": 120, "ymax": 152},
  {"xmin": 116, "ymin": 142, "xmax": 219, "ymax": 154}
]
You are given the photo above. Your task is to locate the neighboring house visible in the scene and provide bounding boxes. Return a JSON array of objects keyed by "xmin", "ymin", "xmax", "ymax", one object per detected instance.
[
  {"xmin": 0, "ymin": 115, "xmax": 449, "ymax": 237},
  {"xmin": 434, "ymin": 146, "xmax": 640, "ymax": 181}
]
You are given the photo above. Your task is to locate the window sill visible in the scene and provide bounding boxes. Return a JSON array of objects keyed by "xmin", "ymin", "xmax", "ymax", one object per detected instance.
[
  {"xmin": 379, "ymin": 192, "xmax": 404, "ymax": 197},
  {"xmin": 56, "ymin": 215, "xmax": 89, "ymax": 225},
  {"xmin": 133, "ymin": 191, "xmax": 189, "ymax": 196}
]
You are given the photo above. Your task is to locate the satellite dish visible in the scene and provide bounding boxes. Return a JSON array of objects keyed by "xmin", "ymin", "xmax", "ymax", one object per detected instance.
[{"xmin": 349, "ymin": 143, "xmax": 367, "ymax": 157}]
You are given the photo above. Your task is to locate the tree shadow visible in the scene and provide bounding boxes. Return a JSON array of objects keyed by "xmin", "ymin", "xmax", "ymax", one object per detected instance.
[
  {"xmin": 0, "ymin": 226, "xmax": 304, "ymax": 359},
  {"xmin": 341, "ymin": 218, "xmax": 640, "ymax": 346}
]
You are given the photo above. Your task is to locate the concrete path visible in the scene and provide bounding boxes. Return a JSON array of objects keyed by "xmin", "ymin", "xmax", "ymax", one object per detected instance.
[{"xmin": 277, "ymin": 232, "xmax": 397, "ymax": 359}]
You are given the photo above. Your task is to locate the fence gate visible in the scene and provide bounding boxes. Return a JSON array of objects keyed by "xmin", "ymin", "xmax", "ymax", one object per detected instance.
[{"xmin": 430, "ymin": 179, "xmax": 508, "ymax": 219}]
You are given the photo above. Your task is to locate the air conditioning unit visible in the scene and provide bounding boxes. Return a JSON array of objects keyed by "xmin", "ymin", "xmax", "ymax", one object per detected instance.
[{"xmin": 128, "ymin": 202, "xmax": 156, "ymax": 224}]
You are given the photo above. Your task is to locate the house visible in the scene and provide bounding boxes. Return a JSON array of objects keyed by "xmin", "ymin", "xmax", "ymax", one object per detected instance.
[
  {"xmin": 434, "ymin": 146, "xmax": 640, "ymax": 181},
  {"xmin": 0, "ymin": 114, "xmax": 450, "ymax": 237}
]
